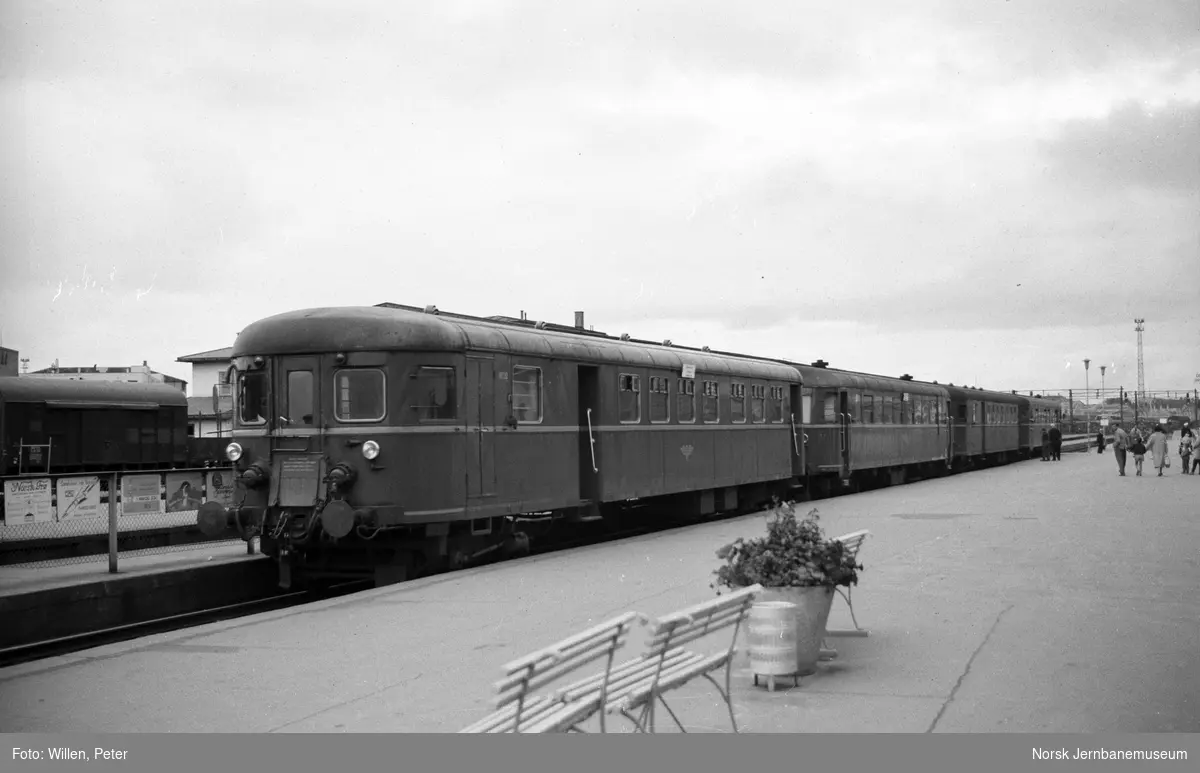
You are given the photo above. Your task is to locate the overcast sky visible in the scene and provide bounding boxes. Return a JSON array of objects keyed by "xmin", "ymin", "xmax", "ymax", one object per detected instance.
[{"xmin": 3, "ymin": 1, "xmax": 1198, "ymax": 398}]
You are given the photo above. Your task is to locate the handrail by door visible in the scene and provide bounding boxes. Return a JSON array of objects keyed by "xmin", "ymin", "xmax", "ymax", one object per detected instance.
[
  {"xmin": 586, "ymin": 408, "xmax": 598, "ymax": 473},
  {"xmin": 789, "ymin": 412, "xmax": 800, "ymax": 455}
]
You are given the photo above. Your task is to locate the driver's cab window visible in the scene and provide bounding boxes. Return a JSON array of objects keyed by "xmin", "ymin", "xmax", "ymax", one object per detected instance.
[
  {"xmin": 285, "ymin": 370, "xmax": 314, "ymax": 426},
  {"xmin": 237, "ymin": 371, "xmax": 268, "ymax": 425}
]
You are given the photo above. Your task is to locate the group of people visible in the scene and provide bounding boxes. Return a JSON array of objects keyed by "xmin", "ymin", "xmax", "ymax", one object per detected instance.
[
  {"xmin": 1039, "ymin": 426, "xmax": 1063, "ymax": 461},
  {"xmin": 1108, "ymin": 422, "xmax": 1197, "ymax": 477}
]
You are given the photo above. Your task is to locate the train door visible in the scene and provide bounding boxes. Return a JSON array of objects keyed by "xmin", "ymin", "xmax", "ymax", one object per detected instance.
[
  {"xmin": 790, "ymin": 384, "xmax": 805, "ymax": 479},
  {"xmin": 838, "ymin": 390, "xmax": 851, "ymax": 477},
  {"xmin": 577, "ymin": 365, "xmax": 601, "ymax": 505},
  {"xmin": 273, "ymin": 356, "xmax": 322, "ymax": 510},
  {"xmin": 466, "ymin": 356, "xmax": 497, "ymax": 499}
]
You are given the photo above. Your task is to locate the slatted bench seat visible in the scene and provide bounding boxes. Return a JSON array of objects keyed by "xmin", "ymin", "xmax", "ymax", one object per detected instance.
[
  {"xmin": 597, "ymin": 583, "xmax": 764, "ymax": 733},
  {"xmin": 821, "ymin": 529, "xmax": 870, "ymax": 661},
  {"xmin": 459, "ymin": 611, "xmax": 639, "ymax": 733}
]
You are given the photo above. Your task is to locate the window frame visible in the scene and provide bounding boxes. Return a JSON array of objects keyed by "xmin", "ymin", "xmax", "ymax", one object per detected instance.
[
  {"xmin": 619, "ymin": 373, "xmax": 642, "ymax": 424},
  {"xmin": 649, "ymin": 375, "xmax": 671, "ymax": 424},
  {"xmin": 730, "ymin": 381, "xmax": 747, "ymax": 424},
  {"xmin": 411, "ymin": 365, "xmax": 456, "ymax": 423},
  {"xmin": 333, "ymin": 367, "xmax": 388, "ymax": 424},
  {"xmin": 512, "ymin": 365, "xmax": 544, "ymax": 424},
  {"xmin": 676, "ymin": 377, "xmax": 696, "ymax": 424},
  {"xmin": 236, "ymin": 370, "xmax": 268, "ymax": 427},
  {"xmin": 701, "ymin": 380, "xmax": 721, "ymax": 424}
]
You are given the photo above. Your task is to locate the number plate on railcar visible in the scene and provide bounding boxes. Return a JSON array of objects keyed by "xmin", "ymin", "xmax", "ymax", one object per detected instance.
[{"xmin": 275, "ymin": 454, "xmax": 323, "ymax": 507}]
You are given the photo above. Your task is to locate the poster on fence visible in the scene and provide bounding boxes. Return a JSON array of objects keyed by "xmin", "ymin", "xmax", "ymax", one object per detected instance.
[
  {"xmin": 121, "ymin": 474, "xmax": 163, "ymax": 516},
  {"xmin": 165, "ymin": 472, "xmax": 205, "ymax": 512},
  {"xmin": 206, "ymin": 469, "xmax": 235, "ymax": 507},
  {"xmin": 3, "ymin": 477, "xmax": 54, "ymax": 526},
  {"xmin": 57, "ymin": 476, "xmax": 102, "ymax": 520}
]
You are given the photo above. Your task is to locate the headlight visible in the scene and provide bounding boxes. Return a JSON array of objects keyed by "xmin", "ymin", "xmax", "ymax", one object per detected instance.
[
  {"xmin": 226, "ymin": 442, "xmax": 243, "ymax": 461},
  {"xmin": 361, "ymin": 440, "xmax": 380, "ymax": 460}
]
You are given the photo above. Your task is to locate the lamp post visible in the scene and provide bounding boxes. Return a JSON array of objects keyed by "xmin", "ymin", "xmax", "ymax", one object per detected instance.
[
  {"xmin": 1100, "ymin": 365, "xmax": 1107, "ymax": 420},
  {"xmin": 1083, "ymin": 358, "xmax": 1091, "ymax": 435}
]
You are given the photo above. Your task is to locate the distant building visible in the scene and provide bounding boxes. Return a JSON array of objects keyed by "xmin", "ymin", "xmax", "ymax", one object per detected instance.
[
  {"xmin": 0, "ymin": 347, "xmax": 17, "ymax": 377},
  {"xmin": 28, "ymin": 360, "xmax": 187, "ymax": 392},
  {"xmin": 177, "ymin": 346, "xmax": 234, "ymax": 438}
]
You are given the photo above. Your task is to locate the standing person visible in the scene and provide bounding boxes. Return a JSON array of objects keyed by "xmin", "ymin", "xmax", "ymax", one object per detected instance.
[
  {"xmin": 1111, "ymin": 422, "xmax": 1129, "ymax": 476},
  {"xmin": 1130, "ymin": 432, "xmax": 1147, "ymax": 476},
  {"xmin": 1040, "ymin": 428, "xmax": 1050, "ymax": 461},
  {"xmin": 1180, "ymin": 432, "xmax": 1194, "ymax": 475},
  {"xmin": 1145, "ymin": 425, "xmax": 1169, "ymax": 477},
  {"xmin": 1095, "ymin": 427, "xmax": 1105, "ymax": 454},
  {"xmin": 1049, "ymin": 424, "xmax": 1063, "ymax": 461}
]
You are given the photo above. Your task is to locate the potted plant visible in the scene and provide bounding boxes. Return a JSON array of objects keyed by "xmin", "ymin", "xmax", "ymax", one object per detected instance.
[{"xmin": 713, "ymin": 500, "xmax": 863, "ymax": 676}]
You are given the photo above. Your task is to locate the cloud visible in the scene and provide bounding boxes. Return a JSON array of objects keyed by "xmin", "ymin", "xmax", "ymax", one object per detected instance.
[{"xmin": 1041, "ymin": 100, "xmax": 1200, "ymax": 193}]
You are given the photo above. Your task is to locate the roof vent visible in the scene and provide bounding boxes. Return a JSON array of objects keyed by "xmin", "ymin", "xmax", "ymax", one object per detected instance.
[
  {"xmin": 520, "ymin": 310, "xmax": 528, "ymax": 321},
  {"xmin": 535, "ymin": 321, "xmax": 547, "ymax": 329},
  {"xmin": 900, "ymin": 374, "xmax": 913, "ymax": 381},
  {"xmin": 620, "ymin": 333, "xmax": 630, "ymax": 341},
  {"xmin": 811, "ymin": 359, "xmax": 828, "ymax": 369},
  {"xmin": 574, "ymin": 311, "xmax": 584, "ymax": 329},
  {"xmin": 423, "ymin": 305, "xmax": 439, "ymax": 315},
  {"xmin": 702, "ymin": 346, "xmax": 711, "ymax": 352},
  {"xmin": 663, "ymin": 339, "xmax": 672, "ymax": 346}
]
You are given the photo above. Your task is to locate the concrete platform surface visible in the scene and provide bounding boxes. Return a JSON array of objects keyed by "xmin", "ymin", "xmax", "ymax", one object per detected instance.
[{"xmin": 0, "ymin": 442, "xmax": 1196, "ymax": 733}]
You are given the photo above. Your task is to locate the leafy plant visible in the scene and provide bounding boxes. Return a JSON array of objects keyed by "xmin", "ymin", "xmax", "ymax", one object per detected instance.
[{"xmin": 712, "ymin": 500, "xmax": 862, "ymax": 593}]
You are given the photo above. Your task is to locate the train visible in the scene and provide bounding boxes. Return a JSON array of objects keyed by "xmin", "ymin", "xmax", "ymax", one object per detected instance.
[
  {"xmin": 0, "ymin": 378, "xmax": 227, "ymax": 476},
  {"xmin": 195, "ymin": 302, "xmax": 1066, "ymax": 589}
]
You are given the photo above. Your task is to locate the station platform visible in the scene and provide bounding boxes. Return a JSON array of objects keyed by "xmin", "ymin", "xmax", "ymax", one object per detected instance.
[
  {"xmin": 0, "ymin": 438, "xmax": 1196, "ymax": 733},
  {"xmin": 0, "ymin": 540, "xmax": 272, "ymax": 649}
]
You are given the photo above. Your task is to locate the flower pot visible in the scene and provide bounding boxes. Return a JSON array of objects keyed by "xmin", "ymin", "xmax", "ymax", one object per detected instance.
[
  {"xmin": 747, "ymin": 601, "xmax": 798, "ymax": 677},
  {"xmin": 755, "ymin": 586, "xmax": 836, "ymax": 676}
]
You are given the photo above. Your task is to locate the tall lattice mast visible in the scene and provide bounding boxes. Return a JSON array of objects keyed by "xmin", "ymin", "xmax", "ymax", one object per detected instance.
[{"xmin": 1134, "ymin": 318, "xmax": 1145, "ymax": 404}]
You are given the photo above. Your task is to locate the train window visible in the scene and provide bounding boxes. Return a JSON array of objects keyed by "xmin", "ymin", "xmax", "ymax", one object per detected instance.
[
  {"xmin": 862, "ymin": 395, "xmax": 875, "ymax": 424},
  {"xmin": 702, "ymin": 380, "xmax": 720, "ymax": 423},
  {"xmin": 285, "ymin": 370, "xmax": 314, "ymax": 426},
  {"xmin": 850, "ymin": 392, "xmax": 861, "ymax": 422},
  {"xmin": 750, "ymin": 384, "xmax": 766, "ymax": 423},
  {"xmin": 619, "ymin": 373, "xmax": 641, "ymax": 423},
  {"xmin": 676, "ymin": 378, "xmax": 696, "ymax": 423},
  {"xmin": 731, "ymin": 382, "xmax": 746, "ymax": 423},
  {"xmin": 237, "ymin": 371, "xmax": 267, "ymax": 425},
  {"xmin": 823, "ymin": 393, "xmax": 836, "ymax": 422},
  {"xmin": 512, "ymin": 366, "xmax": 542, "ymax": 423},
  {"xmin": 801, "ymin": 387, "xmax": 813, "ymax": 424},
  {"xmin": 649, "ymin": 376, "xmax": 670, "ymax": 423},
  {"xmin": 768, "ymin": 386, "xmax": 786, "ymax": 424},
  {"xmin": 336, "ymin": 368, "xmax": 388, "ymax": 422}
]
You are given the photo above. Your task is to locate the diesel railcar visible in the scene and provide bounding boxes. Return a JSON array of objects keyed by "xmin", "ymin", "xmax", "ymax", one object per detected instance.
[
  {"xmin": 201, "ymin": 302, "xmax": 1066, "ymax": 589},
  {"xmin": 199, "ymin": 304, "xmax": 806, "ymax": 587},
  {"xmin": 0, "ymin": 378, "xmax": 190, "ymax": 475}
]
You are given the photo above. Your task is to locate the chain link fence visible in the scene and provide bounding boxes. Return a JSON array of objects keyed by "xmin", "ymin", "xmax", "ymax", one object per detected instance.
[{"xmin": 1, "ymin": 466, "xmax": 247, "ymax": 570}]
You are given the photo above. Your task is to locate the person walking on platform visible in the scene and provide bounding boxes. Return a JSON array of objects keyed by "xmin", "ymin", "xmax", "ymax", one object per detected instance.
[
  {"xmin": 1145, "ymin": 425, "xmax": 1169, "ymax": 477},
  {"xmin": 1049, "ymin": 424, "xmax": 1063, "ymax": 461},
  {"xmin": 1111, "ymin": 422, "xmax": 1129, "ymax": 476},
  {"xmin": 1040, "ymin": 428, "xmax": 1050, "ymax": 461},
  {"xmin": 1130, "ymin": 433, "xmax": 1147, "ymax": 476},
  {"xmin": 1095, "ymin": 428, "xmax": 1106, "ymax": 454},
  {"xmin": 1180, "ymin": 433, "xmax": 1194, "ymax": 475}
]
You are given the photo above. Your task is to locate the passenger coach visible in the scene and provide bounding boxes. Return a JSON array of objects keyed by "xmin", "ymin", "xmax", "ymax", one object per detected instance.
[
  {"xmin": 792, "ymin": 362, "xmax": 952, "ymax": 494},
  {"xmin": 203, "ymin": 304, "xmax": 805, "ymax": 587}
]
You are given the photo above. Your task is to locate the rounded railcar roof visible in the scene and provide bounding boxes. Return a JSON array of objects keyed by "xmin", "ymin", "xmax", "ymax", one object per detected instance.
[
  {"xmin": 791, "ymin": 364, "xmax": 950, "ymax": 397},
  {"xmin": 0, "ymin": 377, "xmax": 189, "ymax": 408},
  {"xmin": 233, "ymin": 306, "xmax": 803, "ymax": 381},
  {"xmin": 942, "ymin": 384, "xmax": 1024, "ymax": 404}
]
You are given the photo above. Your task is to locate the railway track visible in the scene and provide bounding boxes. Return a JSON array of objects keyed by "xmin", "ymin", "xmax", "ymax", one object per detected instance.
[{"xmin": 0, "ymin": 580, "xmax": 372, "ymax": 669}]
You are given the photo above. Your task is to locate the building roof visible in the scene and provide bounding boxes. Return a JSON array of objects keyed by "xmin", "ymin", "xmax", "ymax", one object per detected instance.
[
  {"xmin": 186, "ymin": 395, "xmax": 234, "ymax": 418},
  {"xmin": 0, "ymin": 377, "xmax": 189, "ymax": 407},
  {"xmin": 177, "ymin": 346, "xmax": 234, "ymax": 363}
]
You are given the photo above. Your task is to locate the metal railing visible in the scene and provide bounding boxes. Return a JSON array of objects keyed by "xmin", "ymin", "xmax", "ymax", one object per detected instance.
[{"xmin": 1, "ymin": 465, "xmax": 246, "ymax": 571}]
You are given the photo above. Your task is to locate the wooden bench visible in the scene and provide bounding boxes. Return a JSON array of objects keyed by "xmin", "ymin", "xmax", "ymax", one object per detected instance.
[
  {"xmin": 459, "ymin": 611, "xmax": 639, "ymax": 733},
  {"xmin": 593, "ymin": 583, "xmax": 764, "ymax": 733},
  {"xmin": 820, "ymin": 529, "xmax": 870, "ymax": 661}
]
